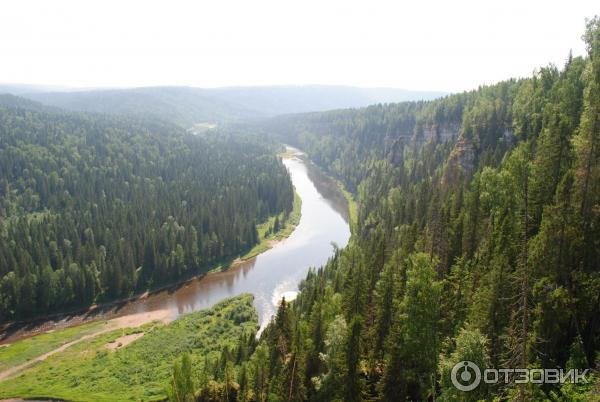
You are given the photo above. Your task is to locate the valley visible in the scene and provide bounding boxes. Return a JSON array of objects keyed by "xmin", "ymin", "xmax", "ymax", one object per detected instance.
[
  {"xmin": 0, "ymin": 147, "xmax": 351, "ymax": 400},
  {"xmin": 0, "ymin": 11, "xmax": 599, "ymax": 401}
]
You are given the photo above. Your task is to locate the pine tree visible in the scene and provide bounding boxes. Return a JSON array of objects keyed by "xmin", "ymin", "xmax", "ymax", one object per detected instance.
[
  {"xmin": 344, "ymin": 315, "xmax": 363, "ymax": 402},
  {"xmin": 168, "ymin": 353, "xmax": 195, "ymax": 402}
]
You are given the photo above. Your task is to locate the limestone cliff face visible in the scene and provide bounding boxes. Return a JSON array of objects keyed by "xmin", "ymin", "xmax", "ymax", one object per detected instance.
[
  {"xmin": 388, "ymin": 137, "xmax": 406, "ymax": 166},
  {"xmin": 442, "ymin": 135, "xmax": 475, "ymax": 187},
  {"xmin": 411, "ymin": 122, "xmax": 461, "ymax": 148},
  {"xmin": 394, "ymin": 121, "xmax": 513, "ymax": 186},
  {"xmin": 424, "ymin": 123, "xmax": 461, "ymax": 143}
]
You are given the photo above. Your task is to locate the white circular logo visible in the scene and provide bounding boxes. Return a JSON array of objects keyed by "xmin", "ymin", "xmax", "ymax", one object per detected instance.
[{"xmin": 451, "ymin": 360, "xmax": 481, "ymax": 391}]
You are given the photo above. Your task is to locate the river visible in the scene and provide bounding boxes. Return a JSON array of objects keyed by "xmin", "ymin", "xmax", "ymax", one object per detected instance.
[{"xmin": 0, "ymin": 147, "xmax": 351, "ymax": 342}]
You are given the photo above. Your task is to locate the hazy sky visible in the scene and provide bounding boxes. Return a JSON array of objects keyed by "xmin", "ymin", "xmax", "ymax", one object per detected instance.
[{"xmin": 0, "ymin": 0, "xmax": 597, "ymax": 92}]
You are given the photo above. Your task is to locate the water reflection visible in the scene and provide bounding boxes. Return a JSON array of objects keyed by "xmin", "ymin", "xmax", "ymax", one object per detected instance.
[
  {"xmin": 155, "ymin": 151, "xmax": 351, "ymax": 331},
  {"xmin": 0, "ymin": 149, "xmax": 351, "ymax": 341}
]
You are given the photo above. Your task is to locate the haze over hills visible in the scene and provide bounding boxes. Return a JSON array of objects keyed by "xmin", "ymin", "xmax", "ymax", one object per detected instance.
[
  {"xmin": 0, "ymin": 93, "xmax": 58, "ymax": 112},
  {"xmin": 21, "ymin": 87, "xmax": 259, "ymax": 127},
  {"xmin": 0, "ymin": 83, "xmax": 77, "ymax": 95},
  {"xmin": 202, "ymin": 85, "xmax": 447, "ymax": 116},
  {"xmin": 0, "ymin": 84, "xmax": 447, "ymax": 126}
]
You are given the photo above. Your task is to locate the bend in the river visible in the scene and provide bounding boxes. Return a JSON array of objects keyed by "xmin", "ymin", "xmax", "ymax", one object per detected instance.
[{"xmin": 0, "ymin": 146, "xmax": 351, "ymax": 343}]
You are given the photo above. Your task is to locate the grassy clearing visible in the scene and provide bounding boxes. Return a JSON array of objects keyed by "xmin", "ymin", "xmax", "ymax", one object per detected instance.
[
  {"xmin": 0, "ymin": 320, "xmax": 106, "ymax": 372},
  {"xmin": 236, "ymin": 146, "xmax": 302, "ymax": 260},
  {"xmin": 277, "ymin": 148, "xmax": 298, "ymax": 159},
  {"xmin": 0, "ymin": 294, "xmax": 257, "ymax": 402},
  {"xmin": 240, "ymin": 189, "xmax": 302, "ymax": 260},
  {"xmin": 336, "ymin": 180, "xmax": 358, "ymax": 232},
  {"xmin": 208, "ymin": 188, "xmax": 302, "ymax": 274}
]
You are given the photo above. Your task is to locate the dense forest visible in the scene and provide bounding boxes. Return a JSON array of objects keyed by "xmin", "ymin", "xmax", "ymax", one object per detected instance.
[
  {"xmin": 167, "ymin": 18, "xmax": 600, "ymax": 401},
  {"xmin": 0, "ymin": 97, "xmax": 294, "ymax": 321}
]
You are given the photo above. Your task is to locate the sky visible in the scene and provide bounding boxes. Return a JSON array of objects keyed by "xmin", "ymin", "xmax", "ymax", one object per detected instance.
[{"xmin": 0, "ymin": 0, "xmax": 597, "ymax": 92}]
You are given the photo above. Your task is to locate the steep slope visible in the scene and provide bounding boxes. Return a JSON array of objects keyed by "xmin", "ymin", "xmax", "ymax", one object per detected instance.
[{"xmin": 172, "ymin": 18, "xmax": 600, "ymax": 402}]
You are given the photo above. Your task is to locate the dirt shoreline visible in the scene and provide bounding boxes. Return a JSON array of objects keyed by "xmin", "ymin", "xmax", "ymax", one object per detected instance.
[
  {"xmin": 0, "ymin": 238, "xmax": 291, "ymax": 381},
  {"xmin": 0, "ymin": 210, "xmax": 295, "ymax": 382},
  {"xmin": 0, "ymin": 148, "xmax": 308, "ymax": 385},
  {"xmin": 0, "ymin": 213, "xmax": 297, "ymax": 346},
  {"xmin": 0, "ymin": 252, "xmax": 260, "ymax": 345}
]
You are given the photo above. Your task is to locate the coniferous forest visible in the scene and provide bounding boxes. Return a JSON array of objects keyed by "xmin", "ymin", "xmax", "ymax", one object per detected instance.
[
  {"xmin": 162, "ymin": 18, "xmax": 600, "ymax": 401},
  {"xmin": 0, "ymin": 97, "xmax": 294, "ymax": 321},
  {"xmin": 0, "ymin": 11, "xmax": 599, "ymax": 402}
]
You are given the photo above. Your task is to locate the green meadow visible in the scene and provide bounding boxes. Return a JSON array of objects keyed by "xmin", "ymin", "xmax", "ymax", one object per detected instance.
[
  {"xmin": 0, "ymin": 320, "xmax": 105, "ymax": 373},
  {"xmin": 0, "ymin": 294, "xmax": 257, "ymax": 402},
  {"xmin": 240, "ymin": 189, "xmax": 302, "ymax": 260}
]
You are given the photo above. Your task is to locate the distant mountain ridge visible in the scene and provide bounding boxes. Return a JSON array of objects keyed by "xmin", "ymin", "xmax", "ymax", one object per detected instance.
[
  {"xmin": 203, "ymin": 85, "xmax": 447, "ymax": 115},
  {"xmin": 0, "ymin": 93, "xmax": 48, "ymax": 111},
  {"xmin": 0, "ymin": 84, "xmax": 447, "ymax": 126},
  {"xmin": 21, "ymin": 87, "xmax": 257, "ymax": 127}
]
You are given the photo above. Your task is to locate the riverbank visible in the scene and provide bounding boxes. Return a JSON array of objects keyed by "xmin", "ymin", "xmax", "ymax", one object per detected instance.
[
  {"xmin": 210, "ymin": 188, "xmax": 302, "ymax": 273},
  {"xmin": 0, "ymin": 146, "xmax": 349, "ymax": 387},
  {"xmin": 281, "ymin": 145, "xmax": 357, "ymax": 232},
  {"xmin": 218, "ymin": 149, "xmax": 303, "ymax": 264},
  {"xmin": 0, "ymin": 154, "xmax": 302, "ymax": 345},
  {"xmin": 335, "ymin": 179, "xmax": 358, "ymax": 232}
]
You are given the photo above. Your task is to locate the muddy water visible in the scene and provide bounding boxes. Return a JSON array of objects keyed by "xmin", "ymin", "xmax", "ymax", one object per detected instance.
[{"xmin": 0, "ymin": 149, "xmax": 350, "ymax": 342}]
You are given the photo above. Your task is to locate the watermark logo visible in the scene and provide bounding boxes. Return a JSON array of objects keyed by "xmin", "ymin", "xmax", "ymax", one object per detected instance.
[
  {"xmin": 451, "ymin": 360, "xmax": 481, "ymax": 391},
  {"xmin": 451, "ymin": 361, "xmax": 590, "ymax": 392}
]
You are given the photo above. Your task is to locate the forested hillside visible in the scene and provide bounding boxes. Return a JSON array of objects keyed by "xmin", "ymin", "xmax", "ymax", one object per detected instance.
[
  {"xmin": 13, "ymin": 86, "xmax": 446, "ymax": 127},
  {"xmin": 0, "ymin": 99, "xmax": 294, "ymax": 322},
  {"xmin": 25, "ymin": 87, "xmax": 260, "ymax": 127},
  {"xmin": 170, "ymin": 18, "xmax": 600, "ymax": 401}
]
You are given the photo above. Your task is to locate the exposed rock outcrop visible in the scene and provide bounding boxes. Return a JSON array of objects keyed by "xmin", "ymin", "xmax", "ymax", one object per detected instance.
[
  {"xmin": 442, "ymin": 135, "xmax": 475, "ymax": 187},
  {"xmin": 412, "ymin": 122, "xmax": 461, "ymax": 148}
]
